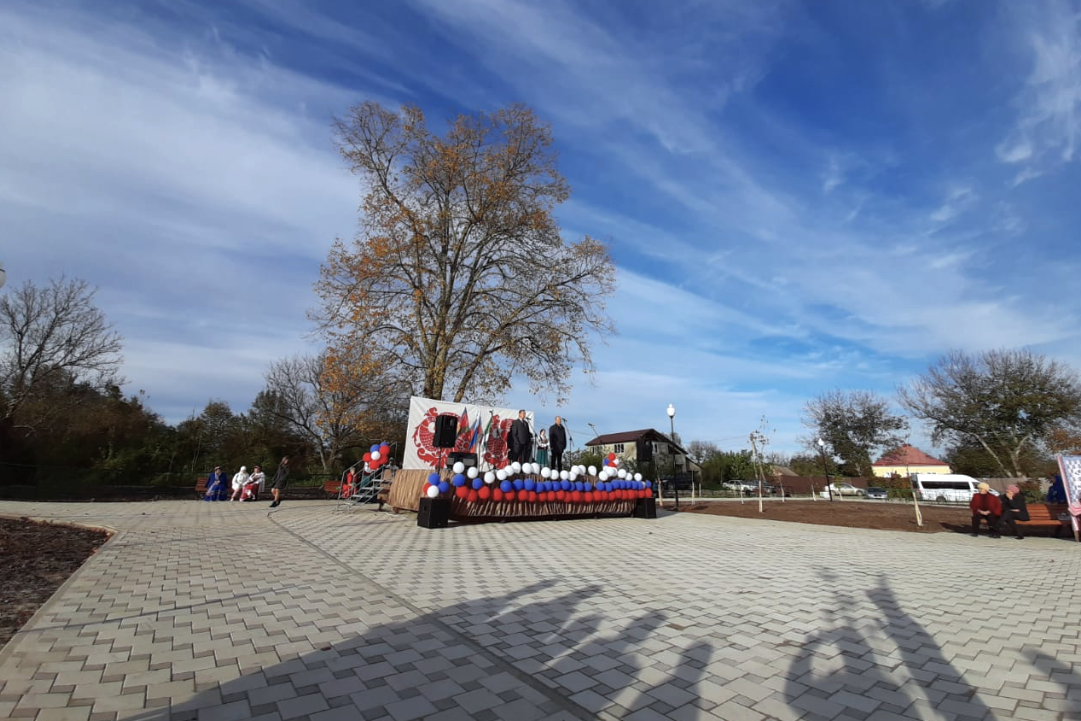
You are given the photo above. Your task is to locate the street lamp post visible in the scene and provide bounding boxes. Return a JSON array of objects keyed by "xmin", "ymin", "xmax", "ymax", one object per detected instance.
[
  {"xmin": 0, "ymin": 260, "xmax": 6, "ymax": 290},
  {"xmin": 817, "ymin": 438, "xmax": 834, "ymax": 502},
  {"xmin": 667, "ymin": 404, "xmax": 677, "ymax": 510}
]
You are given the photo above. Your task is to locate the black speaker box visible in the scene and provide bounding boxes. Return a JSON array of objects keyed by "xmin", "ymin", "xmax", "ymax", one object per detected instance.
[
  {"xmin": 633, "ymin": 497, "xmax": 657, "ymax": 519},
  {"xmin": 433, "ymin": 415, "xmax": 458, "ymax": 448},
  {"xmin": 417, "ymin": 497, "xmax": 451, "ymax": 529},
  {"xmin": 447, "ymin": 452, "xmax": 478, "ymax": 469}
]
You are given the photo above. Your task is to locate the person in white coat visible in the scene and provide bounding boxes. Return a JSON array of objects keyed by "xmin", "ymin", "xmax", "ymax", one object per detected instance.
[{"xmin": 229, "ymin": 466, "xmax": 250, "ymax": 501}]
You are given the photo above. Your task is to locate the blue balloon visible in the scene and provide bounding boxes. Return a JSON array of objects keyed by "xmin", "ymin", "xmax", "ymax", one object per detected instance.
[
  {"xmin": 500, "ymin": 480, "xmax": 512, "ymax": 493},
  {"xmin": 438, "ymin": 481, "xmax": 450, "ymax": 494},
  {"xmin": 452, "ymin": 474, "xmax": 466, "ymax": 487},
  {"xmin": 472, "ymin": 478, "xmax": 483, "ymax": 490},
  {"xmin": 428, "ymin": 472, "xmax": 441, "ymax": 485},
  {"xmin": 602, "ymin": 458, "xmax": 609, "ymax": 466},
  {"xmin": 371, "ymin": 444, "xmax": 380, "ymax": 453},
  {"xmin": 559, "ymin": 480, "xmax": 569, "ymax": 491},
  {"xmin": 524, "ymin": 479, "xmax": 536, "ymax": 491},
  {"xmin": 539, "ymin": 481, "xmax": 548, "ymax": 493},
  {"xmin": 513, "ymin": 479, "xmax": 524, "ymax": 491}
]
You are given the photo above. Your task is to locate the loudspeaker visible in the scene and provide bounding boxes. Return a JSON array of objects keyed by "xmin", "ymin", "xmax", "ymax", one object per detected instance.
[
  {"xmin": 417, "ymin": 497, "xmax": 451, "ymax": 529},
  {"xmin": 637, "ymin": 440, "xmax": 653, "ymax": 463},
  {"xmin": 433, "ymin": 415, "xmax": 458, "ymax": 448},
  {"xmin": 633, "ymin": 497, "xmax": 657, "ymax": 519},
  {"xmin": 447, "ymin": 452, "xmax": 478, "ymax": 469}
]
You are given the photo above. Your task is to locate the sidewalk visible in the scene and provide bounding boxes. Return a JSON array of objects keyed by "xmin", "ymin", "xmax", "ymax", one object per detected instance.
[{"xmin": 0, "ymin": 500, "xmax": 1078, "ymax": 720}]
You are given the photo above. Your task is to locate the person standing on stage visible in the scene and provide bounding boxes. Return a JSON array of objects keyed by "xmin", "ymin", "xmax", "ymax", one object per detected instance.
[
  {"xmin": 509, "ymin": 410, "xmax": 533, "ymax": 464},
  {"xmin": 536, "ymin": 429, "xmax": 550, "ymax": 467},
  {"xmin": 269, "ymin": 456, "xmax": 290, "ymax": 508},
  {"xmin": 549, "ymin": 416, "xmax": 567, "ymax": 473}
]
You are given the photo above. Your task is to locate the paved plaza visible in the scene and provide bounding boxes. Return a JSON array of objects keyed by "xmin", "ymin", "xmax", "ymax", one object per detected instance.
[{"xmin": 0, "ymin": 500, "xmax": 1078, "ymax": 721}]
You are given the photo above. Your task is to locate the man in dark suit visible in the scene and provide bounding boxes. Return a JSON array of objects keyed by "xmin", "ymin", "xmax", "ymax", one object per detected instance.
[
  {"xmin": 509, "ymin": 410, "xmax": 533, "ymax": 464},
  {"xmin": 549, "ymin": 416, "xmax": 567, "ymax": 472}
]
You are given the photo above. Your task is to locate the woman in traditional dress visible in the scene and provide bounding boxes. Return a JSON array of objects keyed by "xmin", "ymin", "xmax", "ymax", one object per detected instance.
[
  {"xmin": 536, "ymin": 429, "xmax": 550, "ymax": 467},
  {"xmin": 229, "ymin": 466, "xmax": 250, "ymax": 501},
  {"xmin": 203, "ymin": 466, "xmax": 229, "ymax": 501}
]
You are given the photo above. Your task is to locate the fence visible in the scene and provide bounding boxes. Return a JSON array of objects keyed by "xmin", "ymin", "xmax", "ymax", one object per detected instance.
[{"xmin": 0, "ymin": 462, "xmax": 337, "ymax": 501}]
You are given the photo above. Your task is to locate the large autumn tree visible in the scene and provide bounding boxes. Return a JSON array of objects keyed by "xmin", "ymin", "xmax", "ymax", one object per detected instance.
[
  {"xmin": 314, "ymin": 102, "xmax": 616, "ymax": 403},
  {"xmin": 899, "ymin": 349, "xmax": 1081, "ymax": 478}
]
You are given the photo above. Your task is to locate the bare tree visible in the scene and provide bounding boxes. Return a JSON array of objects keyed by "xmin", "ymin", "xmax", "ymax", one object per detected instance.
[
  {"xmin": 803, "ymin": 390, "xmax": 907, "ymax": 477},
  {"xmin": 314, "ymin": 102, "xmax": 616, "ymax": 404},
  {"xmin": 0, "ymin": 277, "xmax": 123, "ymax": 432},
  {"xmin": 899, "ymin": 349, "xmax": 1081, "ymax": 478},
  {"xmin": 262, "ymin": 351, "xmax": 408, "ymax": 472}
]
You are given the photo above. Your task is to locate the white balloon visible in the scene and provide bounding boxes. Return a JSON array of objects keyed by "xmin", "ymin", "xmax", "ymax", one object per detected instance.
[
  {"xmin": 496, "ymin": 469, "xmax": 507, "ymax": 481},
  {"xmin": 484, "ymin": 471, "xmax": 496, "ymax": 484},
  {"xmin": 559, "ymin": 470, "xmax": 569, "ymax": 480},
  {"xmin": 426, "ymin": 485, "xmax": 440, "ymax": 498},
  {"xmin": 541, "ymin": 467, "xmax": 552, "ymax": 479},
  {"xmin": 452, "ymin": 461, "xmax": 465, "ymax": 474},
  {"xmin": 634, "ymin": 473, "xmax": 643, "ymax": 482},
  {"xmin": 569, "ymin": 471, "xmax": 578, "ymax": 482},
  {"xmin": 511, "ymin": 461, "xmax": 522, "ymax": 474},
  {"xmin": 533, "ymin": 463, "xmax": 541, "ymax": 475},
  {"xmin": 467, "ymin": 466, "xmax": 479, "ymax": 479},
  {"xmin": 588, "ymin": 465, "xmax": 597, "ymax": 476},
  {"xmin": 371, "ymin": 451, "xmax": 381, "ymax": 461},
  {"xmin": 617, "ymin": 469, "xmax": 627, "ymax": 479}
]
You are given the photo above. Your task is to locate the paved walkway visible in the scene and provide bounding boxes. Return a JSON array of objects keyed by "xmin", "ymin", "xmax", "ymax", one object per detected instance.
[{"xmin": 0, "ymin": 500, "xmax": 1078, "ymax": 721}]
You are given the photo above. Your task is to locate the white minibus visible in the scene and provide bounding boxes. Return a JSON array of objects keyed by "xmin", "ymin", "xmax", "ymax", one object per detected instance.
[{"xmin": 911, "ymin": 474, "xmax": 995, "ymax": 503}]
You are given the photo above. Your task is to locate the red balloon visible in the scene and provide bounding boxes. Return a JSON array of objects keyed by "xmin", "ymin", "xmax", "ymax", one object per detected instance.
[
  {"xmin": 571, "ymin": 491, "xmax": 581, "ymax": 503},
  {"xmin": 646, "ymin": 489, "xmax": 654, "ymax": 498},
  {"xmin": 607, "ymin": 453, "xmax": 616, "ymax": 461},
  {"xmin": 379, "ymin": 443, "xmax": 390, "ymax": 453},
  {"xmin": 478, "ymin": 486, "xmax": 491, "ymax": 500},
  {"xmin": 455, "ymin": 486, "xmax": 469, "ymax": 499},
  {"xmin": 492, "ymin": 488, "xmax": 504, "ymax": 501},
  {"xmin": 556, "ymin": 490, "xmax": 566, "ymax": 501},
  {"xmin": 363, "ymin": 452, "xmax": 372, "ymax": 462},
  {"xmin": 528, "ymin": 491, "xmax": 538, "ymax": 503},
  {"xmin": 467, "ymin": 490, "xmax": 479, "ymax": 503},
  {"xmin": 585, "ymin": 492, "xmax": 594, "ymax": 503},
  {"xmin": 504, "ymin": 491, "xmax": 515, "ymax": 502}
]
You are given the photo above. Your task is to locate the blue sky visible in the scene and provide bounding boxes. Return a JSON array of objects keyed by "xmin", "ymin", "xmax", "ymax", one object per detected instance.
[{"xmin": 2, "ymin": 0, "xmax": 1080, "ymax": 455}]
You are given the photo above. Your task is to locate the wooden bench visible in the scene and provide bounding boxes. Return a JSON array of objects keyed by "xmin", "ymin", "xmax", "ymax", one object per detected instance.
[
  {"xmin": 325, "ymin": 481, "xmax": 343, "ymax": 499},
  {"xmin": 194, "ymin": 477, "xmax": 208, "ymax": 499},
  {"xmin": 1013, "ymin": 503, "xmax": 1072, "ymax": 537}
]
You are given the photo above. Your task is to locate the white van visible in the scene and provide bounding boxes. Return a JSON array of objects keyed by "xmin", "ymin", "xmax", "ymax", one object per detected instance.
[{"xmin": 911, "ymin": 474, "xmax": 995, "ymax": 503}]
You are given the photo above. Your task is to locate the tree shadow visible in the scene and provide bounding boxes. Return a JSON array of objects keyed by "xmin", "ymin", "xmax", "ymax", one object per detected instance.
[
  {"xmin": 1026, "ymin": 650, "xmax": 1081, "ymax": 716},
  {"xmin": 124, "ymin": 579, "xmax": 711, "ymax": 720},
  {"xmin": 785, "ymin": 569, "xmax": 994, "ymax": 721}
]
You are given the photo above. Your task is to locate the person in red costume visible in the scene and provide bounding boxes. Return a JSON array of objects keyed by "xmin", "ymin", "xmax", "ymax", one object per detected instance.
[{"xmin": 969, "ymin": 482, "xmax": 1002, "ymax": 538}]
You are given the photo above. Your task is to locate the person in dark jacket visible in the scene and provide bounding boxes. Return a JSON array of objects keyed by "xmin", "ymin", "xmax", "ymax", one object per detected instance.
[
  {"xmin": 969, "ymin": 483, "xmax": 1002, "ymax": 538},
  {"xmin": 1048, "ymin": 474, "xmax": 1066, "ymax": 503},
  {"xmin": 508, "ymin": 410, "xmax": 532, "ymax": 464},
  {"xmin": 269, "ymin": 456, "xmax": 290, "ymax": 508},
  {"xmin": 998, "ymin": 484, "xmax": 1029, "ymax": 539},
  {"xmin": 548, "ymin": 416, "xmax": 567, "ymax": 473}
]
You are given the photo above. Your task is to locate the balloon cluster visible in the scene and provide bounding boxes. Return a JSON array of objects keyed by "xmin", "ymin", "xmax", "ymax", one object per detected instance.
[
  {"xmin": 364, "ymin": 442, "xmax": 392, "ymax": 471},
  {"xmin": 601, "ymin": 452, "xmax": 619, "ymax": 469},
  {"xmin": 422, "ymin": 461, "xmax": 654, "ymax": 503}
]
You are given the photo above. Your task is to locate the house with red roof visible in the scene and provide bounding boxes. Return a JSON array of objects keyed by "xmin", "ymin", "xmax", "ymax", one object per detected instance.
[
  {"xmin": 872, "ymin": 444, "xmax": 950, "ymax": 478},
  {"xmin": 583, "ymin": 428, "xmax": 698, "ymax": 476}
]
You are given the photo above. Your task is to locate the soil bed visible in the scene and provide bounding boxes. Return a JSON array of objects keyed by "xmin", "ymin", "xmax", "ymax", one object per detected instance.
[
  {"xmin": 684, "ymin": 498, "xmax": 984, "ymax": 534},
  {"xmin": 0, "ymin": 517, "xmax": 111, "ymax": 650}
]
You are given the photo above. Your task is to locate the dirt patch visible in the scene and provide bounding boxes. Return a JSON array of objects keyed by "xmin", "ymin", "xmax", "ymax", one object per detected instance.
[
  {"xmin": 683, "ymin": 499, "xmax": 1034, "ymax": 535},
  {"xmin": 0, "ymin": 517, "xmax": 111, "ymax": 650}
]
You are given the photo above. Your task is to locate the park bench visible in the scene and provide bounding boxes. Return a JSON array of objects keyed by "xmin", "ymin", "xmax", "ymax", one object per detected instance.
[
  {"xmin": 324, "ymin": 480, "xmax": 342, "ymax": 499},
  {"xmin": 1015, "ymin": 503, "xmax": 1073, "ymax": 537},
  {"xmin": 194, "ymin": 476, "xmax": 208, "ymax": 499}
]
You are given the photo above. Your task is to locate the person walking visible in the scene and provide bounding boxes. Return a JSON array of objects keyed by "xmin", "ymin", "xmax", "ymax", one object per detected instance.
[
  {"xmin": 509, "ymin": 411, "xmax": 532, "ymax": 464},
  {"xmin": 549, "ymin": 416, "xmax": 567, "ymax": 473},
  {"xmin": 969, "ymin": 482, "xmax": 1002, "ymax": 538},
  {"xmin": 535, "ymin": 429, "xmax": 550, "ymax": 467},
  {"xmin": 229, "ymin": 466, "xmax": 250, "ymax": 501},
  {"xmin": 269, "ymin": 456, "xmax": 290, "ymax": 508},
  {"xmin": 998, "ymin": 484, "xmax": 1029, "ymax": 539}
]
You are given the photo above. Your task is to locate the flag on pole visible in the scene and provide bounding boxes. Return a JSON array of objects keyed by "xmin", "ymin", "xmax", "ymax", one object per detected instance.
[
  {"xmin": 458, "ymin": 407, "xmax": 470, "ymax": 435},
  {"xmin": 468, "ymin": 417, "xmax": 482, "ymax": 452}
]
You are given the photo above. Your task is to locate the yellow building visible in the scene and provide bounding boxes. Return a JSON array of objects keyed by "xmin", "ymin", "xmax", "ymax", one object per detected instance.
[{"xmin": 872, "ymin": 444, "xmax": 950, "ymax": 478}]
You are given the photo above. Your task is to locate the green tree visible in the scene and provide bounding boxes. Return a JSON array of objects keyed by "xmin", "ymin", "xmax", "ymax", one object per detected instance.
[
  {"xmin": 802, "ymin": 390, "xmax": 908, "ymax": 477},
  {"xmin": 899, "ymin": 349, "xmax": 1081, "ymax": 478}
]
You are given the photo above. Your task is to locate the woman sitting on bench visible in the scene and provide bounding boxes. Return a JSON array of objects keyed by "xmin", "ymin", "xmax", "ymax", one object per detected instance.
[{"xmin": 998, "ymin": 484, "xmax": 1028, "ymax": 540}]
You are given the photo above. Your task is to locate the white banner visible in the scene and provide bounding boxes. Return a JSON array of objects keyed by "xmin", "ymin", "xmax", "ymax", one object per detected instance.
[
  {"xmin": 1057, "ymin": 455, "xmax": 1081, "ymax": 536},
  {"xmin": 404, "ymin": 396, "xmax": 529, "ymax": 470}
]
